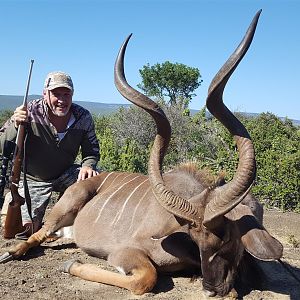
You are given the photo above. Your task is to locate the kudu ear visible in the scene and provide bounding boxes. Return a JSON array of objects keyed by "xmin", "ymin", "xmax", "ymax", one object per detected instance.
[{"xmin": 226, "ymin": 205, "xmax": 283, "ymax": 260}]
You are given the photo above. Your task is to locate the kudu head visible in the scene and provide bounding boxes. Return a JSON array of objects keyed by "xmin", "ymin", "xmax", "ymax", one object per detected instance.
[{"xmin": 114, "ymin": 9, "xmax": 282, "ymax": 297}]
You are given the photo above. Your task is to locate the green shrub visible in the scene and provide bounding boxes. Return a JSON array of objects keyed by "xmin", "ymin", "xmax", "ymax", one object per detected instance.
[{"xmin": 90, "ymin": 109, "xmax": 300, "ymax": 212}]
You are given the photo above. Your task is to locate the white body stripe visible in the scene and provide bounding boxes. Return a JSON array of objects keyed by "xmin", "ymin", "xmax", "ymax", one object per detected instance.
[
  {"xmin": 129, "ymin": 185, "xmax": 151, "ymax": 232},
  {"xmin": 112, "ymin": 178, "xmax": 149, "ymax": 226},
  {"xmin": 89, "ymin": 173, "xmax": 127, "ymax": 211},
  {"xmin": 95, "ymin": 172, "xmax": 115, "ymax": 193},
  {"xmin": 94, "ymin": 175, "xmax": 141, "ymax": 223}
]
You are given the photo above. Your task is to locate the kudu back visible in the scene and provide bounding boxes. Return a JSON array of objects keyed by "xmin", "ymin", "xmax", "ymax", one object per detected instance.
[{"xmin": 1, "ymin": 10, "xmax": 283, "ymax": 298}]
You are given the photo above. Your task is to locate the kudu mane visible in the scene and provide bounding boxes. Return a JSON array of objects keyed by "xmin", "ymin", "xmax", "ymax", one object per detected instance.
[{"xmin": 169, "ymin": 162, "xmax": 225, "ymax": 189}]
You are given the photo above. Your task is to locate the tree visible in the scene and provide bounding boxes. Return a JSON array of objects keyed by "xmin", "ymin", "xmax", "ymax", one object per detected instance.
[{"xmin": 137, "ymin": 61, "xmax": 202, "ymax": 108}]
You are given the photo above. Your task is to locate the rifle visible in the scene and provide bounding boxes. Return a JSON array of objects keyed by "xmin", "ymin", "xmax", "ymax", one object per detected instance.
[{"xmin": 3, "ymin": 60, "xmax": 34, "ymax": 239}]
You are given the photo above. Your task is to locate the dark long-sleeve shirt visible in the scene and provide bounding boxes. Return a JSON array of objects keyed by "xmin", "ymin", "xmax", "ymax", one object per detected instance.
[{"xmin": 0, "ymin": 98, "xmax": 100, "ymax": 181}]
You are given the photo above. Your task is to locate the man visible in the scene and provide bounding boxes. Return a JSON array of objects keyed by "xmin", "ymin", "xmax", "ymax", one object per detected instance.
[{"xmin": 0, "ymin": 71, "xmax": 100, "ymax": 238}]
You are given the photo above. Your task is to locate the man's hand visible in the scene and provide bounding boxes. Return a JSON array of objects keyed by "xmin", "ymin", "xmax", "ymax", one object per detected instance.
[
  {"xmin": 77, "ymin": 166, "xmax": 99, "ymax": 181},
  {"xmin": 13, "ymin": 105, "xmax": 28, "ymax": 128}
]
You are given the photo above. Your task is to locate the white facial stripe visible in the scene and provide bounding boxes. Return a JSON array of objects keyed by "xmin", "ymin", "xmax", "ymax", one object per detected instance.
[
  {"xmin": 115, "ymin": 266, "xmax": 126, "ymax": 275},
  {"xmin": 150, "ymin": 235, "xmax": 167, "ymax": 241},
  {"xmin": 208, "ymin": 252, "xmax": 217, "ymax": 263}
]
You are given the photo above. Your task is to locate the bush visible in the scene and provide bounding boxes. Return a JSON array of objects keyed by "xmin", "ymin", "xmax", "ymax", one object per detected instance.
[
  {"xmin": 0, "ymin": 110, "xmax": 13, "ymax": 127},
  {"xmin": 92, "ymin": 109, "xmax": 300, "ymax": 212},
  {"xmin": 245, "ymin": 113, "xmax": 300, "ymax": 211}
]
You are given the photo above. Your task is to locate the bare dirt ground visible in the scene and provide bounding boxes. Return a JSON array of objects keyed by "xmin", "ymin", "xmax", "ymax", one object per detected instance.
[{"xmin": 0, "ymin": 208, "xmax": 299, "ymax": 300}]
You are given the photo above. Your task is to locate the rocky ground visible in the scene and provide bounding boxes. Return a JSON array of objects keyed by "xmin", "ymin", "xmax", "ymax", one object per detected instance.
[{"xmin": 0, "ymin": 209, "xmax": 299, "ymax": 300}]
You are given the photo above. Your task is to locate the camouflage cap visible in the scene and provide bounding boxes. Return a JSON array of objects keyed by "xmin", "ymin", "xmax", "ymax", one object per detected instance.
[{"xmin": 44, "ymin": 71, "xmax": 74, "ymax": 92}]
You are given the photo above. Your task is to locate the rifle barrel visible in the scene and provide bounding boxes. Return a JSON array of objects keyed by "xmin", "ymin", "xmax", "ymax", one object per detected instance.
[
  {"xmin": 12, "ymin": 59, "xmax": 34, "ymax": 186},
  {"xmin": 22, "ymin": 59, "xmax": 34, "ymax": 107}
]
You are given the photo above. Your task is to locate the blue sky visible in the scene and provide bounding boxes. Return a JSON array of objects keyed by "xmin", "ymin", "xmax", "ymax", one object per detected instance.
[{"xmin": 0, "ymin": 0, "xmax": 299, "ymax": 120}]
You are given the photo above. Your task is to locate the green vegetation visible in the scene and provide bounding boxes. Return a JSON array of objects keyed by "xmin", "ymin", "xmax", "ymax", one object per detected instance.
[
  {"xmin": 0, "ymin": 110, "xmax": 13, "ymax": 127},
  {"xmin": 91, "ymin": 107, "xmax": 299, "ymax": 213},
  {"xmin": 1, "ymin": 106, "xmax": 299, "ymax": 212},
  {"xmin": 0, "ymin": 61, "xmax": 299, "ymax": 213},
  {"xmin": 243, "ymin": 113, "xmax": 300, "ymax": 211}
]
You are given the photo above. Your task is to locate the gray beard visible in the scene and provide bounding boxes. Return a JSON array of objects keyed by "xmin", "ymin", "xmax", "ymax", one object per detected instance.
[{"xmin": 50, "ymin": 107, "xmax": 69, "ymax": 117}]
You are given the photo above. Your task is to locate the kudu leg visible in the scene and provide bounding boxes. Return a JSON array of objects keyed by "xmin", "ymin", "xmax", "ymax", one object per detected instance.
[
  {"xmin": 0, "ymin": 179, "xmax": 98, "ymax": 261},
  {"xmin": 63, "ymin": 248, "xmax": 157, "ymax": 295}
]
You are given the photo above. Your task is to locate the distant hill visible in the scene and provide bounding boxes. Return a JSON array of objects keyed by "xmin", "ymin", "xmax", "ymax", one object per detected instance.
[
  {"xmin": 0, "ymin": 95, "xmax": 299, "ymax": 126},
  {"xmin": 0, "ymin": 95, "xmax": 130, "ymax": 116}
]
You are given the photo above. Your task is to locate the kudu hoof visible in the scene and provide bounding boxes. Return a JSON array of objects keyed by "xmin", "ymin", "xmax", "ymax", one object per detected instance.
[
  {"xmin": 61, "ymin": 259, "xmax": 80, "ymax": 273},
  {"xmin": 0, "ymin": 251, "xmax": 14, "ymax": 264}
]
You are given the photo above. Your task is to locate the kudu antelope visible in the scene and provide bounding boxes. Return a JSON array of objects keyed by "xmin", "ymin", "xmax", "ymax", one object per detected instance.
[{"xmin": 1, "ymin": 10, "xmax": 283, "ymax": 297}]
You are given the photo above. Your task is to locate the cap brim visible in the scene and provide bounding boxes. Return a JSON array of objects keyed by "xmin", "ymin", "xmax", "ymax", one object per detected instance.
[{"xmin": 47, "ymin": 84, "xmax": 73, "ymax": 91}]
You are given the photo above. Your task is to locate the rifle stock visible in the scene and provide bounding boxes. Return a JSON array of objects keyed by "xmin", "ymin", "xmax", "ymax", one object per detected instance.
[
  {"xmin": 3, "ymin": 129, "xmax": 26, "ymax": 238},
  {"xmin": 3, "ymin": 60, "xmax": 34, "ymax": 239},
  {"xmin": 3, "ymin": 187, "xmax": 25, "ymax": 238}
]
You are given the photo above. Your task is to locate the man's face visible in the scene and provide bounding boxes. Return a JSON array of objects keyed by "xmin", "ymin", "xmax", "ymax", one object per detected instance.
[{"xmin": 44, "ymin": 87, "xmax": 73, "ymax": 117}]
